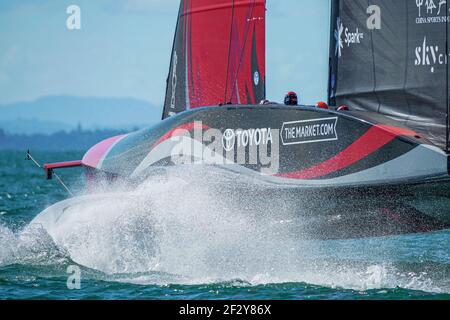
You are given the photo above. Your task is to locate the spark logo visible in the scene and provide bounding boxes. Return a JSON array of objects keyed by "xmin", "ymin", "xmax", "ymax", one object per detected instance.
[
  {"xmin": 334, "ymin": 5, "xmax": 380, "ymax": 58},
  {"xmin": 334, "ymin": 18, "xmax": 364, "ymax": 58},
  {"xmin": 344, "ymin": 27, "xmax": 364, "ymax": 47},
  {"xmin": 334, "ymin": 18, "xmax": 344, "ymax": 57}
]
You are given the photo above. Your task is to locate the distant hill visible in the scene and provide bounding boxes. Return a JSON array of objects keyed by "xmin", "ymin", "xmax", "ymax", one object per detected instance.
[
  {"xmin": 0, "ymin": 96, "xmax": 162, "ymax": 134},
  {"xmin": 0, "ymin": 118, "xmax": 73, "ymax": 135},
  {"xmin": 0, "ymin": 128, "xmax": 129, "ymax": 151}
]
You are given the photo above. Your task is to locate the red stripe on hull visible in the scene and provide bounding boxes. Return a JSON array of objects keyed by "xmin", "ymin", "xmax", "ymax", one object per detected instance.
[
  {"xmin": 275, "ymin": 125, "xmax": 417, "ymax": 180},
  {"xmin": 152, "ymin": 122, "xmax": 209, "ymax": 149},
  {"xmin": 82, "ymin": 135, "xmax": 127, "ymax": 169}
]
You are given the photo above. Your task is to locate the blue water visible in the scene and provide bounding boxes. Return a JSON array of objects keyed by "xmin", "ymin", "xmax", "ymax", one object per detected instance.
[{"xmin": 0, "ymin": 150, "xmax": 449, "ymax": 300}]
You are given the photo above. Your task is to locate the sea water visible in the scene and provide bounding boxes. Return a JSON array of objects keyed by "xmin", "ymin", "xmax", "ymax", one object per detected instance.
[{"xmin": 0, "ymin": 151, "xmax": 449, "ymax": 300}]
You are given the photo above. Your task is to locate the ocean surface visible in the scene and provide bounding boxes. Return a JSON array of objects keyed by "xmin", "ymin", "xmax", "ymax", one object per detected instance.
[{"xmin": 0, "ymin": 150, "xmax": 449, "ymax": 300}]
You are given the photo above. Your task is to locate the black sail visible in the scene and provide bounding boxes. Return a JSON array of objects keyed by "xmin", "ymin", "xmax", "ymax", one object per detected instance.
[{"xmin": 329, "ymin": 0, "xmax": 449, "ymax": 151}]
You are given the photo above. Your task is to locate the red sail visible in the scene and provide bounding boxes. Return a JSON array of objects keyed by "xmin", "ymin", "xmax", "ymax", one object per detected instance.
[{"xmin": 163, "ymin": 0, "xmax": 266, "ymax": 119}]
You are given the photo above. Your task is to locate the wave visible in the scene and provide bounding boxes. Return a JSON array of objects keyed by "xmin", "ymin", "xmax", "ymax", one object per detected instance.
[{"xmin": 0, "ymin": 166, "xmax": 448, "ymax": 293}]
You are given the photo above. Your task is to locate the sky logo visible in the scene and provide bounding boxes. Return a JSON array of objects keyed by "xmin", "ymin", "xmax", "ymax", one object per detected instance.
[{"xmin": 414, "ymin": 36, "xmax": 447, "ymax": 73}]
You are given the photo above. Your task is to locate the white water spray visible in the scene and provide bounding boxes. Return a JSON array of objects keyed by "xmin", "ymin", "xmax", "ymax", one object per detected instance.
[{"xmin": 1, "ymin": 166, "xmax": 447, "ymax": 293}]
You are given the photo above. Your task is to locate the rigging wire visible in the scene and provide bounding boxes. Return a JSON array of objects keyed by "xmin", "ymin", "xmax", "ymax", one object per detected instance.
[
  {"xmin": 26, "ymin": 150, "xmax": 74, "ymax": 197},
  {"xmin": 447, "ymin": 0, "xmax": 450, "ymax": 153}
]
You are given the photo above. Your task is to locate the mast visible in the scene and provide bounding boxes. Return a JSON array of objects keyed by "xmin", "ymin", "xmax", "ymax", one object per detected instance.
[
  {"xmin": 328, "ymin": 0, "xmax": 340, "ymax": 106},
  {"xmin": 447, "ymin": 0, "xmax": 450, "ymax": 153}
]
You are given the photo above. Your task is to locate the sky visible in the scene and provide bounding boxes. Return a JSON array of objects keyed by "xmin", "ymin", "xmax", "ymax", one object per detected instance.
[{"xmin": 0, "ymin": 0, "xmax": 331, "ymax": 107}]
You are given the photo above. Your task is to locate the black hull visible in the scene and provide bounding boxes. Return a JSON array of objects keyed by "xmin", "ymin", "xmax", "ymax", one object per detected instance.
[
  {"xmin": 131, "ymin": 165, "xmax": 449, "ymax": 240},
  {"xmin": 229, "ymin": 178, "xmax": 450, "ymax": 240},
  {"xmin": 80, "ymin": 105, "xmax": 450, "ymax": 239}
]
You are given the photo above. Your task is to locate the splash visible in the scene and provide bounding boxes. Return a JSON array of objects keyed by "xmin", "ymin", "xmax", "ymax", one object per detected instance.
[
  {"xmin": 3, "ymin": 165, "xmax": 446, "ymax": 293},
  {"xmin": 0, "ymin": 223, "xmax": 67, "ymax": 267}
]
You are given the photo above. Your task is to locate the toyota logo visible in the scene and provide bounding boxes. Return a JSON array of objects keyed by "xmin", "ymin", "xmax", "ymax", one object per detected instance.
[{"xmin": 222, "ymin": 129, "xmax": 236, "ymax": 151}]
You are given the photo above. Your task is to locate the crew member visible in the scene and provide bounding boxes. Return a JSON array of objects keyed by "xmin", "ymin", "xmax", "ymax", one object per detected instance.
[
  {"xmin": 260, "ymin": 99, "xmax": 277, "ymax": 105},
  {"xmin": 284, "ymin": 92, "xmax": 298, "ymax": 106},
  {"xmin": 316, "ymin": 101, "xmax": 329, "ymax": 109},
  {"xmin": 337, "ymin": 105, "xmax": 350, "ymax": 111}
]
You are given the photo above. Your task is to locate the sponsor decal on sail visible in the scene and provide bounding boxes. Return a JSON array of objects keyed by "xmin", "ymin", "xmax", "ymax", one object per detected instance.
[
  {"xmin": 414, "ymin": 36, "xmax": 449, "ymax": 73},
  {"xmin": 335, "ymin": 18, "xmax": 365, "ymax": 58},
  {"xmin": 281, "ymin": 118, "xmax": 338, "ymax": 146},
  {"xmin": 334, "ymin": 6, "xmax": 380, "ymax": 58},
  {"xmin": 253, "ymin": 71, "xmax": 260, "ymax": 86},
  {"xmin": 168, "ymin": 51, "xmax": 179, "ymax": 117},
  {"xmin": 415, "ymin": 0, "xmax": 449, "ymax": 24}
]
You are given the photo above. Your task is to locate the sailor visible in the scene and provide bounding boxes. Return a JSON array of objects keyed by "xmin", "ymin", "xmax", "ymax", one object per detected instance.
[
  {"xmin": 259, "ymin": 99, "xmax": 277, "ymax": 105},
  {"xmin": 284, "ymin": 91, "xmax": 298, "ymax": 106},
  {"xmin": 337, "ymin": 105, "xmax": 350, "ymax": 111},
  {"xmin": 315, "ymin": 101, "xmax": 329, "ymax": 109}
]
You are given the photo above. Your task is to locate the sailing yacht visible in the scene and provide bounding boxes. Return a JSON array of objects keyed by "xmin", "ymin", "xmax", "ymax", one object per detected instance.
[{"xmin": 37, "ymin": 0, "xmax": 450, "ymax": 239}]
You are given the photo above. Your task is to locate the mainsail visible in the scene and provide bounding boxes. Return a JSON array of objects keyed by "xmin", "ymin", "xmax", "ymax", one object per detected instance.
[
  {"xmin": 162, "ymin": 0, "xmax": 266, "ymax": 119},
  {"xmin": 329, "ymin": 0, "xmax": 450, "ymax": 151}
]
